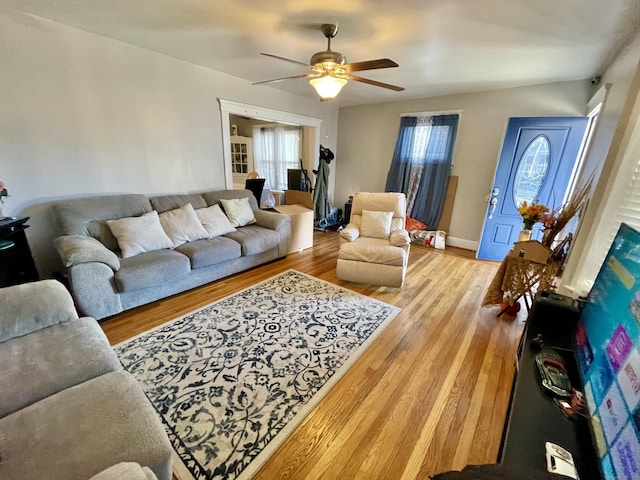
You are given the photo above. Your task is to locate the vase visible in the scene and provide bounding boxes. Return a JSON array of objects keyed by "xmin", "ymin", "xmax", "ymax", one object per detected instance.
[
  {"xmin": 518, "ymin": 228, "xmax": 532, "ymax": 242},
  {"xmin": 542, "ymin": 229, "xmax": 552, "ymax": 246}
]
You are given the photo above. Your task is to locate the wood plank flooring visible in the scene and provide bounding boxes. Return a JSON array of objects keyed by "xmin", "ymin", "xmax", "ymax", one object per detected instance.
[{"xmin": 101, "ymin": 231, "xmax": 526, "ymax": 479}]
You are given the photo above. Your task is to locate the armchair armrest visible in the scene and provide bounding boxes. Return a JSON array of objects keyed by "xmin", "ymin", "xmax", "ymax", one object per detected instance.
[
  {"xmin": 390, "ymin": 229, "xmax": 411, "ymax": 247},
  {"xmin": 0, "ymin": 280, "xmax": 79, "ymax": 343},
  {"xmin": 340, "ymin": 224, "xmax": 360, "ymax": 242},
  {"xmin": 54, "ymin": 235, "xmax": 120, "ymax": 271}
]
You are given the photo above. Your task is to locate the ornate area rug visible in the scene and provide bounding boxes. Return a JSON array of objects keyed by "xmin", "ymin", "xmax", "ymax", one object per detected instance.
[{"xmin": 114, "ymin": 270, "xmax": 400, "ymax": 480}]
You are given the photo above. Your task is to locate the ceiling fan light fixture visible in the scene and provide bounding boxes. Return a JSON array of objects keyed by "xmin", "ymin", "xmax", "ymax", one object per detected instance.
[
  {"xmin": 309, "ymin": 75, "xmax": 348, "ymax": 100},
  {"xmin": 257, "ymin": 23, "xmax": 403, "ymax": 97}
]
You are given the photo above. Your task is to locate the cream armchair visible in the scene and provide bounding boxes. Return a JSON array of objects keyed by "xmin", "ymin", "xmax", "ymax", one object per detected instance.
[{"xmin": 336, "ymin": 192, "xmax": 411, "ymax": 288}]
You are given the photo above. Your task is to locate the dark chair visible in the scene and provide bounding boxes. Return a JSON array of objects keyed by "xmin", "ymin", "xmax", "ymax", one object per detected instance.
[{"xmin": 245, "ymin": 178, "xmax": 266, "ymax": 206}]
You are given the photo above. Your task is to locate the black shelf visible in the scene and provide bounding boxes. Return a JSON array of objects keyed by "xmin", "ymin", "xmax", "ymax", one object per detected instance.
[
  {"xmin": 500, "ymin": 291, "xmax": 601, "ymax": 479},
  {"xmin": 0, "ymin": 217, "xmax": 39, "ymax": 287}
]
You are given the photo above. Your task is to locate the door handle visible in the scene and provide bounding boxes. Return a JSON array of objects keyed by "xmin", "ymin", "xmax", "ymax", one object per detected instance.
[
  {"xmin": 487, "ymin": 187, "xmax": 499, "ymax": 219},
  {"xmin": 488, "ymin": 197, "xmax": 498, "ymax": 219}
]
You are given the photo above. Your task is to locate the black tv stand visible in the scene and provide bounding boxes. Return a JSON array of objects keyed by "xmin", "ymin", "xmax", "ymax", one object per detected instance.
[{"xmin": 500, "ymin": 291, "xmax": 601, "ymax": 479}]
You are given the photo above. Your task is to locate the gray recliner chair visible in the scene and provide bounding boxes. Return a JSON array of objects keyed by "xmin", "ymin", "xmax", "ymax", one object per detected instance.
[{"xmin": 0, "ymin": 280, "xmax": 173, "ymax": 480}]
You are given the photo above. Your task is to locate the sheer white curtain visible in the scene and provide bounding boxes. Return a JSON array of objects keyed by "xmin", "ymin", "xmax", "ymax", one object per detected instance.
[
  {"xmin": 406, "ymin": 115, "xmax": 433, "ymax": 213},
  {"xmin": 252, "ymin": 126, "xmax": 301, "ymax": 190}
]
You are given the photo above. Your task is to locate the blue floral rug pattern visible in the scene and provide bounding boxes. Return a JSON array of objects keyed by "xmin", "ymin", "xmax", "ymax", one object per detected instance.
[{"xmin": 115, "ymin": 270, "xmax": 400, "ymax": 480}]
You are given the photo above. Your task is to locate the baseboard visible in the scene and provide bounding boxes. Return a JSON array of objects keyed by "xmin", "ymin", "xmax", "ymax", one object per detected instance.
[{"xmin": 446, "ymin": 236, "xmax": 478, "ymax": 252}]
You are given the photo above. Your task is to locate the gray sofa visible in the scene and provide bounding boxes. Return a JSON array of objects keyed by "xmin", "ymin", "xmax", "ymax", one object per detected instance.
[
  {"xmin": 52, "ymin": 189, "xmax": 291, "ymax": 320},
  {"xmin": 0, "ymin": 280, "xmax": 172, "ymax": 480}
]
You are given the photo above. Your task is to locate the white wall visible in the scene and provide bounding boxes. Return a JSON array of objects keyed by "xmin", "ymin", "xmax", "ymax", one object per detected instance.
[
  {"xmin": 561, "ymin": 29, "xmax": 640, "ymax": 293},
  {"xmin": 0, "ymin": 9, "xmax": 339, "ymax": 277},
  {"xmin": 334, "ymin": 81, "xmax": 590, "ymax": 248}
]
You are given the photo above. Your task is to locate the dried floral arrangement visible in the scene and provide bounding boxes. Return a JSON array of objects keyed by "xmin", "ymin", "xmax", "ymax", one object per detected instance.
[{"xmin": 540, "ymin": 178, "xmax": 593, "ymax": 252}]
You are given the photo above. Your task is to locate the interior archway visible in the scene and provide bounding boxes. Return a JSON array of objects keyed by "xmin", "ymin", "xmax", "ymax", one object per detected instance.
[{"xmin": 218, "ymin": 99, "xmax": 322, "ymax": 190}]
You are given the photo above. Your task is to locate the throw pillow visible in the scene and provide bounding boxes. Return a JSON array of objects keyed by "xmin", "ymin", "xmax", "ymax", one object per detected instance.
[
  {"xmin": 196, "ymin": 204, "xmax": 237, "ymax": 237},
  {"xmin": 360, "ymin": 210, "xmax": 394, "ymax": 239},
  {"xmin": 106, "ymin": 211, "xmax": 174, "ymax": 258},
  {"xmin": 158, "ymin": 203, "xmax": 209, "ymax": 247},
  {"xmin": 219, "ymin": 197, "xmax": 256, "ymax": 227}
]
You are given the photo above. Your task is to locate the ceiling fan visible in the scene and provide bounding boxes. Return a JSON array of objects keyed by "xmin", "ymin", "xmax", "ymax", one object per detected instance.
[{"xmin": 253, "ymin": 24, "xmax": 404, "ymax": 101}]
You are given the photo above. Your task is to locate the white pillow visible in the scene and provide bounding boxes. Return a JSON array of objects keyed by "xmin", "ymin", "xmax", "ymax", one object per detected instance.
[
  {"xmin": 360, "ymin": 210, "xmax": 394, "ymax": 239},
  {"xmin": 106, "ymin": 211, "xmax": 174, "ymax": 258},
  {"xmin": 158, "ymin": 203, "xmax": 209, "ymax": 247},
  {"xmin": 219, "ymin": 197, "xmax": 256, "ymax": 227},
  {"xmin": 196, "ymin": 204, "xmax": 237, "ymax": 237}
]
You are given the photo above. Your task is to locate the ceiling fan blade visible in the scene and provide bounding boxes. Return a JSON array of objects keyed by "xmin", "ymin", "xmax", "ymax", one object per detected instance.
[
  {"xmin": 260, "ymin": 53, "xmax": 311, "ymax": 68},
  {"xmin": 252, "ymin": 73, "xmax": 316, "ymax": 85},
  {"xmin": 349, "ymin": 74, "xmax": 404, "ymax": 91},
  {"xmin": 343, "ymin": 59, "xmax": 399, "ymax": 72}
]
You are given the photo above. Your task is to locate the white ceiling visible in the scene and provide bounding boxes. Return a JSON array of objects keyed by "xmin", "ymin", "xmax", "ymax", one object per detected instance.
[{"xmin": 3, "ymin": 0, "xmax": 640, "ymax": 107}]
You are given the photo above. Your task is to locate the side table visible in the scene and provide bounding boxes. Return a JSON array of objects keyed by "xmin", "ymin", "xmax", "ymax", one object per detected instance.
[
  {"xmin": 274, "ymin": 204, "xmax": 314, "ymax": 253},
  {"xmin": 482, "ymin": 241, "xmax": 561, "ymax": 315},
  {"xmin": 0, "ymin": 217, "xmax": 39, "ymax": 287}
]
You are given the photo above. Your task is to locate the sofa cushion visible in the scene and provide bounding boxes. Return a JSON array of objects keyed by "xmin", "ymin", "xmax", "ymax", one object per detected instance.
[
  {"xmin": 55, "ymin": 235, "xmax": 121, "ymax": 270},
  {"xmin": 158, "ymin": 203, "xmax": 209, "ymax": 247},
  {"xmin": 0, "ymin": 317, "xmax": 122, "ymax": 419},
  {"xmin": 116, "ymin": 250, "xmax": 191, "ymax": 292},
  {"xmin": 351, "ymin": 192, "xmax": 407, "ymax": 219},
  {"xmin": 52, "ymin": 194, "xmax": 152, "ymax": 251},
  {"xmin": 202, "ymin": 189, "xmax": 259, "ymax": 210},
  {"xmin": 219, "ymin": 197, "xmax": 256, "ymax": 227},
  {"xmin": 0, "ymin": 371, "xmax": 173, "ymax": 480},
  {"xmin": 0, "ymin": 280, "xmax": 78, "ymax": 344},
  {"xmin": 149, "ymin": 193, "xmax": 207, "ymax": 213},
  {"xmin": 224, "ymin": 225, "xmax": 281, "ymax": 256},
  {"xmin": 195, "ymin": 204, "xmax": 237, "ymax": 237},
  {"xmin": 107, "ymin": 211, "xmax": 174, "ymax": 258},
  {"xmin": 338, "ymin": 237, "xmax": 407, "ymax": 266},
  {"xmin": 175, "ymin": 237, "xmax": 241, "ymax": 269}
]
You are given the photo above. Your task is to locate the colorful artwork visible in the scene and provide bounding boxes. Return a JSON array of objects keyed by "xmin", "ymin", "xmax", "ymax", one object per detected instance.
[{"xmin": 577, "ymin": 223, "xmax": 640, "ymax": 480}]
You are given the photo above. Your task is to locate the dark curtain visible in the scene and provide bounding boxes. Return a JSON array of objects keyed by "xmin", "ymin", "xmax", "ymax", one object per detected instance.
[
  {"xmin": 384, "ymin": 116, "xmax": 417, "ymax": 193},
  {"xmin": 411, "ymin": 114, "xmax": 459, "ymax": 228},
  {"xmin": 385, "ymin": 114, "xmax": 459, "ymax": 229}
]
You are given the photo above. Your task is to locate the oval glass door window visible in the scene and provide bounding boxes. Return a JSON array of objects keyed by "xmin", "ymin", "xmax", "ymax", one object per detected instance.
[{"xmin": 513, "ymin": 135, "xmax": 550, "ymax": 207}]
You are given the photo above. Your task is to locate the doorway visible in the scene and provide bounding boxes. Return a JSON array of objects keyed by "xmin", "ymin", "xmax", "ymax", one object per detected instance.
[
  {"xmin": 477, "ymin": 117, "xmax": 588, "ymax": 261},
  {"xmin": 219, "ymin": 100, "xmax": 322, "ymax": 191}
]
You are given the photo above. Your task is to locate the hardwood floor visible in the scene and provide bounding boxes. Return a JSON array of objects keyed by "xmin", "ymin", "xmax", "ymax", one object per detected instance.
[{"xmin": 101, "ymin": 231, "xmax": 526, "ymax": 479}]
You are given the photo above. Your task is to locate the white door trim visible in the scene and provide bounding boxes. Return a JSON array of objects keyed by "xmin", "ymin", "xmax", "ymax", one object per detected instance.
[{"xmin": 218, "ymin": 99, "xmax": 323, "ymax": 189}]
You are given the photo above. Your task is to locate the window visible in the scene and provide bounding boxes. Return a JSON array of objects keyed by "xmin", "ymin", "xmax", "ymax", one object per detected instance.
[
  {"xmin": 566, "ymin": 97, "xmax": 640, "ymax": 295},
  {"xmin": 253, "ymin": 126, "xmax": 301, "ymax": 191},
  {"xmin": 513, "ymin": 136, "xmax": 551, "ymax": 207},
  {"xmin": 385, "ymin": 113, "xmax": 459, "ymax": 228},
  {"xmin": 581, "ymin": 148, "xmax": 640, "ymax": 291},
  {"xmin": 411, "ymin": 123, "xmax": 455, "ymax": 165}
]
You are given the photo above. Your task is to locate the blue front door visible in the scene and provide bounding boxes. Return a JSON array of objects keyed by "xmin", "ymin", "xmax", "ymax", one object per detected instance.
[{"xmin": 477, "ymin": 117, "xmax": 588, "ymax": 261}]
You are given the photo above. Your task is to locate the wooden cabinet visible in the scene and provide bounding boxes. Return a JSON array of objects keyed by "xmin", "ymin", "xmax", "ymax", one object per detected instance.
[
  {"xmin": 230, "ymin": 135, "xmax": 254, "ymax": 189},
  {"xmin": 0, "ymin": 217, "xmax": 39, "ymax": 287}
]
